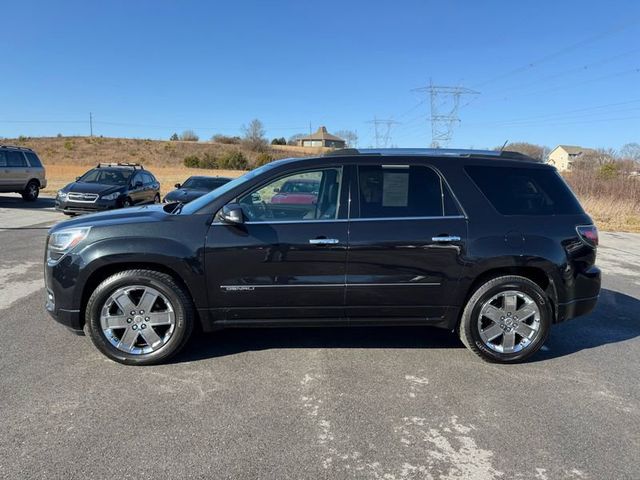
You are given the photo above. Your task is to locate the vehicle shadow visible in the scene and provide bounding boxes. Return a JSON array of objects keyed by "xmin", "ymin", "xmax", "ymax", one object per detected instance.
[
  {"xmin": 0, "ymin": 195, "xmax": 56, "ymax": 209},
  {"xmin": 171, "ymin": 288, "xmax": 639, "ymax": 363},
  {"xmin": 537, "ymin": 288, "xmax": 640, "ymax": 361}
]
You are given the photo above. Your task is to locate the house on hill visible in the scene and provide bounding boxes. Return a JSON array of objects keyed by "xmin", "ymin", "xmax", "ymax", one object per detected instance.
[
  {"xmin": 547, "ymin": 145, "xmax": 596, "ymax": 172},
  {"xmin": 296, "ymin": 127, "xmax": 346, "ymax": 149}
]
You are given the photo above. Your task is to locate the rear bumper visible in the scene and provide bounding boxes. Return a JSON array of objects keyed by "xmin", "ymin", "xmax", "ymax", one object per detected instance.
[{"xmin": 556, "ymin": 265, "xmax": 601, "ymax": 323}]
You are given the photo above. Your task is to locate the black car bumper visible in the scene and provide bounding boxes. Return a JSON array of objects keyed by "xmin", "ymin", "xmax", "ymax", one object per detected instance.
[
  {"xmin": 556, "ymin": 265, "xmax": 601, "ymax": 323},
  {"xmin": 44, "ymin": 252, "xmax": 85, "ymax": 334},
  {"xmin": 55, "ymin": 198, "xmax": 119, "ymax": 214}
]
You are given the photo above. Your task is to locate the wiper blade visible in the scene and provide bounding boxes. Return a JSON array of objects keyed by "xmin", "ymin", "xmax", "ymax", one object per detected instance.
[{"xmin": 172, "ymin": 201, "xmax": 185, "ymax": 215}]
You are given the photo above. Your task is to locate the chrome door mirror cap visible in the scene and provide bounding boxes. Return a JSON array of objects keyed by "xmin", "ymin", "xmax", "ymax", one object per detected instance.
[{"xmin": 220, "ymin": 204, "xmax": 244, "ymax": 224}]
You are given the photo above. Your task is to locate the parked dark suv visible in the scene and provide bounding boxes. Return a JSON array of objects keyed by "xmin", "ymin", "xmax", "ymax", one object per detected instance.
[
  {"xmin": 44, "ymin": 149, "xmax": 601, "ymax": 365},
  {"xmin": 55, "ymin": 163, "xmax": 160, "ymax": 215}
]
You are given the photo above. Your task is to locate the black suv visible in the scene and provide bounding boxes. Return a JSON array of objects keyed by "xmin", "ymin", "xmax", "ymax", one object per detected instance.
[
  {"xmin": 44, "ymin": 149, "xmax": 601, "ymax": 365},
  {"xmin": 55, "ymin": 163, "xmax": 160, "ymax": 215}
]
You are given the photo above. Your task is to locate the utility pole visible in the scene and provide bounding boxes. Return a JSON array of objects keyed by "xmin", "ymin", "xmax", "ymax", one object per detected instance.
[
  {"xmin": 412, "ymin": 81, "xmax": 479, "ymax": 148},
  {"xmin": 366, "ymin": 116, "xmax": 401, "ymax": 148},
  {"xmin": 89, "ymin": 112, "xmax": 93, "ymax": 137}
]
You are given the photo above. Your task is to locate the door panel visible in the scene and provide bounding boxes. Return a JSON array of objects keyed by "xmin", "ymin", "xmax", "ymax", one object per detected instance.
[
  {"xmin": 206, "ymin": 221, "xmax": 348, "ymax": 320},
  {"xmin": 345, "ymin": 218, "xmax": 467, "ymax": 319}
]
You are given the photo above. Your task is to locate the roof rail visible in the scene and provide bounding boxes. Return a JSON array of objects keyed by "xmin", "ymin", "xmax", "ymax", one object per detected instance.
[
  {"xmin": 0, "ymin": 144, "xmax": 34, "ymax": 152},
  {"xmin": 97, "ymin": 162, "xmax": 144, "ymax": 170},
  {"xmin": 327, "ymin": 148, "xmax": 503, "ymax": 157}
]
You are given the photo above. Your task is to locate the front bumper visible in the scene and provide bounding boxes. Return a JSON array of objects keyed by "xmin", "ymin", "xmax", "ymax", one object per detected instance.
[{"xmin": 55, "ymin": 197, "xmax": 118, "ymax": 214}]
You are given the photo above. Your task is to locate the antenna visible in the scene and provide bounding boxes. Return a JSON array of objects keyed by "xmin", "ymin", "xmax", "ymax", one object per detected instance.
[{"xmin": 499, "ymin": 139, "xmax": 509, "ymax": 152}]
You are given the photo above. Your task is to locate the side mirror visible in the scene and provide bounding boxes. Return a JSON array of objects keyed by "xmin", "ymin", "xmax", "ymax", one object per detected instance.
[
  {"xmin": 135, "ymin": 181, "xmax": 143, "ymax": 188},
  {"xmin": 273, "ymin": 187, "xmax": 280, "ymax": 193},
  {"xmin": 76, "ymin": 176, "xmax": 81, "ymax": 181},
  {"xmin": 220, "ymin": 204, "xmax": 244, "ymax": 224},
  {"xmin": 175, "ymin": 183, "xmax": 181, "ymax": 189}
]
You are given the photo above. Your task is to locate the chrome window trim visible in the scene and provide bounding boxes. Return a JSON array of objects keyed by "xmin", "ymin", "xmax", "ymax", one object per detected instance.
[{"xmin": 350, "ymin": 215, "xmax": 465, "ymax": 222}]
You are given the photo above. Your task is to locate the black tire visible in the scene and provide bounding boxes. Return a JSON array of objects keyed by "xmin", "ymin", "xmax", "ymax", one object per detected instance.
[
  {"xmin": 459, "ymin": 275, "xmax": 551, "ymax": 363},
  {"xmin": 153, "ymin": 193, "xmax": 160, "ymax": 203},
  {"xmin": 122, "ymin": 197, "xmax": 132, "ymax": 208},
  {"xmin": 21, "ymin": 180, "xmax": 39, "ymax": 201},
  {"xmin": 85, "ymin": 269, "xmax": 194, "ymax": 365}
]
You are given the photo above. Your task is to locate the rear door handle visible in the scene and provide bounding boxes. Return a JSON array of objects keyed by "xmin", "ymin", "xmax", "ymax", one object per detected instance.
[
  {"xmin": 431, "ymin": 235, "xmax": 461, "ymax": 242},
  {"xmin": 309, "ymin": 238, "xmax": 340, "ymax": 245}
]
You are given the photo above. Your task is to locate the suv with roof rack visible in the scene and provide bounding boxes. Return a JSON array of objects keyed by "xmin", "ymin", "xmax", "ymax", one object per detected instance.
[
  {"xmin": 0, "ymin": 145, "xmax": 47, "ymax": 201},
  {"xmin": 55, "ymin": 163, "xmax": 160, "ymax": 215},
  {"xmin": 44, "ymin": 149, "xmax": 600, "ymax": 365}
]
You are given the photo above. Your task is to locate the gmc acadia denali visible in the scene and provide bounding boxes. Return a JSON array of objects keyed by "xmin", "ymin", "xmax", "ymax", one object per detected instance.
[{"xmin": 44, "ymin": 149, "xmax": 601, "ymax": 365}]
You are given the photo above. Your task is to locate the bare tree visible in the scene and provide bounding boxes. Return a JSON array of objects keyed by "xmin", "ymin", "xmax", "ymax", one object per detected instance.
[
  {"xmin": 620, "ymin": 142, "xmax": 640, "ymax": 162},
  {"xmin": 179, "ymin": 130, "xmax": 199, "ymax": 142},
  {"xmin": 242, "ymin": 119, "xmax": 268, "ymax": 151},
  {"xmin": 287, "ymin": 133, "xmax": 306, "ymax": 146},
  {"xmin": 335, "ymin": 129, "xmax": 358, "ymax": 148},
  {"xmin": 495, "ymin": 142, "xmax": 547, "ymax": 162}
]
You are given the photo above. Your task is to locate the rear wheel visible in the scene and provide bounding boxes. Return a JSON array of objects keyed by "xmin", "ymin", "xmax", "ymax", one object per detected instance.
[
  {"xmin": 459, "ymin": 275, "xmax": 551, "ymax": 363},
  {"xmin": 86, "ymin": 270, "xmax": 194, "ymax": 365},
  {"xmin": 21, "ymin": 180, "xmax": 39, "ymax": 201}
]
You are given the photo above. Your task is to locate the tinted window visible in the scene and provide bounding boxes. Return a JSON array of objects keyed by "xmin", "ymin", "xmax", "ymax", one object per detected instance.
[
  {"xmin": 465, "ymin": 165, "xmax": 584, "ymax": 215},
  {"xmin": 25, "ymin": 152, "xmax": 43, "ymax": 167},
  {"xmin": 6, "ymin": 151, "xmax": 27, "ymax": 167},
  {"xmin": 238, "ymin": 168, "xmax": 342, "ymax": 222},
  {"xmin": 79, "ymin": 168, "xmax": 133, "ymax": 186},
  {"xmin": 142, "ymin": 172, "xmax": 155, "ymax": 184},
  {"xmin": 0, "ymin": 151, "xmax": 6, "ymax": 167},
  {"xmin": 357, "ymin": 165, "xmax": 455, "ymax": 218}
]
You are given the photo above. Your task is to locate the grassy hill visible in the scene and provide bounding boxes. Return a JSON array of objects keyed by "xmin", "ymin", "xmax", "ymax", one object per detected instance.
[
  {"xmin": 1, "ymin": 136, "xmax": 326, "ymax": 197},
  {"xmin": 2, "ymin": 136, "xmax": 321, "ymax": 168}
]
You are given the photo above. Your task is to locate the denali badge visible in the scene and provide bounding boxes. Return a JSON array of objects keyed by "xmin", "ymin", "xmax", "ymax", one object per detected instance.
[{"xmin": 222, "ymin": 286, "xmax": 255, "ymax": 292}]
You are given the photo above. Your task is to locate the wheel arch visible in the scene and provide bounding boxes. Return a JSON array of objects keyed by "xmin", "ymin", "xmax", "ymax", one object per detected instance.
[
  {"xmin": 79, "ymin": 262, "xmax": 202, "ymax": 330},
  {"xmin": 456, "ymin": 265, "xmax": 558, "ymax": 329}
]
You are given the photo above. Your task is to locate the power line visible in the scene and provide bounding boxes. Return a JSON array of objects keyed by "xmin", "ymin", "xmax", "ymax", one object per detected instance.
[{"xmin": 472, "ymin": 19, "xmax": 640, "ymax": 89}]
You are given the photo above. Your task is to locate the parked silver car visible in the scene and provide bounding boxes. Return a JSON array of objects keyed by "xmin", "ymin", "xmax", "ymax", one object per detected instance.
[{"xmin": 0, "ymin": 145, "xmax": 47, "ymax": 201}]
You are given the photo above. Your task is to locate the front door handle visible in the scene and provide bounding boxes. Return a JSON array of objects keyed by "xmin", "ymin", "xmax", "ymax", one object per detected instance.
[
  {"xmin": 431, "ymin": 235, "xmax": 461, "ymax": 242},
  {"xmin": 309, "ymin": 238, "xmax": 340, "ymax": 245}
]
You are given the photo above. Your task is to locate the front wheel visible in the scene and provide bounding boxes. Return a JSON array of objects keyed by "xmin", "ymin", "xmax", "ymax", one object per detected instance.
[
  {"xmin": 459, "ymin": 275, "xmax": 551, "ymax": 363},
  {"xmin": 153, "ymin": 193, "xmax": 160, "ymax": 203},
  {"xmin": 86, "ymin": 270, "xmax": 194, "ymax": 365},
  {"xmin": 22, "ymin": 181, "xmax": 39, "ymax": 201}
]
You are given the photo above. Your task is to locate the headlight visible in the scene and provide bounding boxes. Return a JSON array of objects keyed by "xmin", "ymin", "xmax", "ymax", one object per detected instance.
[
  {"xmin": 101, "ymin": 192, "xmax": 120, "ymax": 201},
  {"xmin": 57, "ymin": 190, "xmax": 67, "ymax": 199},
  {"xmin": 47, "ymin": 227, "xmax": 91, "ymax": 263}
]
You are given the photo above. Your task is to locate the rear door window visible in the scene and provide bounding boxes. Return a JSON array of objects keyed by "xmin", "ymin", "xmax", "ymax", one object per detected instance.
[
  {"xmin": 356, "ymin": 164, "xmax": 459, "ymax": 218},
  {"xmin": 465, "ymin": 165, "xmax": 584, "ymax": 215},
  {"xmin": 0, "ymin": 151, "xmax": 6, "ymax": 167},
  {"xmin": 6, "ymin": 151, "xmax": 27, "ymax": 167}
]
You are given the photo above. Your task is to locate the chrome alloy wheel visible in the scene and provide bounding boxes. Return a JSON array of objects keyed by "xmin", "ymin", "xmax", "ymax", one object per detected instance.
[
  {"xmin": 477, "ymin": 290, "xmax": 541, "ymax": 354},
  {"xmin": 100, "ymin": 285, "xmax": 176, "ymax": 355}
]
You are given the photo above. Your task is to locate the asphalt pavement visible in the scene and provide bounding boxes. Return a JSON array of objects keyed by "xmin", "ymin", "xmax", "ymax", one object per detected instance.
[{"xmin": 0, "ymin": 194, "xmax": 638, "ymax": 480}]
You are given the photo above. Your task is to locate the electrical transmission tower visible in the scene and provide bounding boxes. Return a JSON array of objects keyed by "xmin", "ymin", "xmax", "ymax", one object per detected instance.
[
  {"xmin": 366, "ymin": 116, "xmax": 401, "ymax": 148},
  {"xmin": 412, "ymin": 81, "xmax": 479, "ymax": 148}
]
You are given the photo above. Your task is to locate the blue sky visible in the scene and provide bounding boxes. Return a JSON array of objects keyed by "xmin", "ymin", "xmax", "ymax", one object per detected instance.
[{"xmin": 1, "ymin": 0, "xmax": 639, "ymax": 150}]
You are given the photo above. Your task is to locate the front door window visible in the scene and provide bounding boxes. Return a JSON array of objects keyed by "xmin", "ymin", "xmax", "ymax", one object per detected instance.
[{"xmin": 238, "ymin": 168, "xmax": 342, "ymax": 222}]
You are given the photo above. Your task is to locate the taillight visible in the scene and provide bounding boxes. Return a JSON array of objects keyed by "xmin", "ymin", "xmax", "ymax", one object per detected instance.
[{"xmin": 576, "ymin": 225, "xmax": 598, "ymax": 247}]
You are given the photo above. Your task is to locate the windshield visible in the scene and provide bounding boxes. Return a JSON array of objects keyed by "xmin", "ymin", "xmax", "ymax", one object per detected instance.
[
  {"xmin": 78, "ymin": 168, "xmax": 133, "ymax": 186},
  {"xmin": 178, "ymin": 162, "xmax": 283, "ymax": 215},
  {"xmin": 182, "ymin": 177, "xmax": 227, "ymax": 190}
]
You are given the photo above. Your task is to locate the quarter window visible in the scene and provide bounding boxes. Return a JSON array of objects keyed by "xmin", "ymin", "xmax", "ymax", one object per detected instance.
[
  {"xmin": 25, "ymin": 152, "xmax": 43, "ymax": 167},
  {"xmin": 357, "ymin": 165, "xmax": 457, "ymax": 218},
  {"xmin": 238, "ymin": 168, "xmax": 342, "ymax": 222}
]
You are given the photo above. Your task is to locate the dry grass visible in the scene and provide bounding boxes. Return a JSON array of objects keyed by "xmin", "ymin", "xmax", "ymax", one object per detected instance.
[
  {"xmin": 43, "ymin": 164, "xmax": 246, "ymax": 197},
  {"xmin": 5, "ymin": 136, "xmax": 318, "ymax": 168},
  {"xmin": 564, "ymin": 170, "xmax": 640, "ymax": 232}
]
